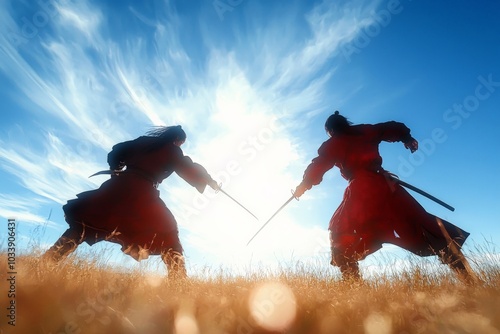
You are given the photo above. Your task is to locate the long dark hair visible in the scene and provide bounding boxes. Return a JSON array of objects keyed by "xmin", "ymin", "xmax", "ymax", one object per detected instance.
[
  {"xmin": 325, "ymin": 111, "xmax": 352, "ymax": 136},
  {"xmin": 145, "ymin": 125, "xmax": 187, "ymax": 152},
  {"xmin": 146, "ymin": 125, "xmax": 186, "ymax": 142}
]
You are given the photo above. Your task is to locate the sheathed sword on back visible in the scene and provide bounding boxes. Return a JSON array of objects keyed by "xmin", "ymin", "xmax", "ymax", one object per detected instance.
[
  {"xmin": 247, "ymin": 174, "xmax": 455, "ymax": 246},
  {"xmin": 385, "ymin": 174, "xmax": 455, "ymax": 211}
]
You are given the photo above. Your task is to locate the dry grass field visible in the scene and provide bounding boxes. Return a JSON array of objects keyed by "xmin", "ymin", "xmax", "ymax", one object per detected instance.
[{"xmin": 1, "ymin": 249, "xmax": 499, "ymax": 334}]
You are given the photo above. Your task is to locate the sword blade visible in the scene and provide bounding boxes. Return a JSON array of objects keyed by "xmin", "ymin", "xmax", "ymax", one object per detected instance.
[
  {"xmin": 218, "ymin": 188, "xmax": 259, "ymax": 220},
  {"xmin": 246, "ymin": 194, "xmax": 295, "ymax": 246}
]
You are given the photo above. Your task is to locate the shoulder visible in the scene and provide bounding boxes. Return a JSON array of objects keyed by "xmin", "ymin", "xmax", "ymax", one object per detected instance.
[
  {"xmin": 161, "ymin": 143, "xmax": 184, "ymax": 156},
  {"xmin": 318, "ymin": 138, "xmax": 336, "ymax": 156},
  {"xmin": 351, "ymin": 123, "xmax": 374, "ymax": 132},
  {"xmin": 372, "ymin": 121, "xmax": 410, "ymax": 134},
  {"xmin": 114, "ymin": 136, "xmax": 149, "ymax": 147},
  {"xmin": 373, "ymin": 121, "xmax": 408, "ymax": 128},
  {"xmin": 353, "ymin": 123, "xmax": 395, "ymax": 136}
]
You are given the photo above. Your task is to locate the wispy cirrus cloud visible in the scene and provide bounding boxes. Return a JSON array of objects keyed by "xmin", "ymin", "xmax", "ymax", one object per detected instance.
[
  {"xmin": 0, "ymin": 0, "xmax": 386, "ymax": 271},
  {"xmin": 0, "ymin": 193, "xmax": 57, "ymax": 228}
]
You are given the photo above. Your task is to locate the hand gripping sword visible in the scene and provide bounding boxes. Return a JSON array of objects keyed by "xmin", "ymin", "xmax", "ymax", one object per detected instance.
[{"xmin": 246, "ymin": 190, "xmax": 297, "ymax": 246}]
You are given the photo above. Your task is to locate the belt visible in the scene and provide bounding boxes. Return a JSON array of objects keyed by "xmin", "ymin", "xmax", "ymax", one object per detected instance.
[{"xmin": 90, "ymin": 169, "xmax": 160, "ymax": 188}]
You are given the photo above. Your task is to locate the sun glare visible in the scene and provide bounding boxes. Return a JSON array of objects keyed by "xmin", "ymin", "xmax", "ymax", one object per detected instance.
[{"xmin": 166, "ymin": 107, "xmax": 314, "ymax": 273}]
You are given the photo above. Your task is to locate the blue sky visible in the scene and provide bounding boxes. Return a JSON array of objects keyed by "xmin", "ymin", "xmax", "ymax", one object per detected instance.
[{"xmin": 1, "ymin": 0, "xmax": 499, "ymax": 277}]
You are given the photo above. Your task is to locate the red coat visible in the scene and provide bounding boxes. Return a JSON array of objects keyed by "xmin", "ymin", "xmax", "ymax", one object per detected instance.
[
  {"xmin": 301, "ymin": 122, "xmax": 469, "ymax": 261},
  {"xmin": 63, "ymin": 136, "xmax": 212, "ymax": 260}
]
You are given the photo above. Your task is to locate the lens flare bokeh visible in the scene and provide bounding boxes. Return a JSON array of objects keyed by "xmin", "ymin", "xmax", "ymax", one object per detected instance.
[{"xmin": 247, "ymin": 281, "xmax": 297, "ymax": 332}]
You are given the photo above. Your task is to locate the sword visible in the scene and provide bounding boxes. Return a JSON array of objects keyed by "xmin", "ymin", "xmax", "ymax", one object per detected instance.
[
  {"xmin": 216, "ymin": 185, "xmax": 259, "ymax": 221},
  {"xmin": 385, "ymin": 174, "xmax": 455, "ymax": 212},
  {"xmin": 246, "ymin": 191, "xmax": 297, "ymax": 246},
  {"xmin": 89, "ymin": 170, "xmax": 115, "ymax": 177}
]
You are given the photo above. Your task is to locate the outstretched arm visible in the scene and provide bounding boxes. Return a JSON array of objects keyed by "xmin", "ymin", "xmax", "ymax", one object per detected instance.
[
  {"xmin": 175, "ymin": 156, "xmax": 218, "ymax": 193},
  {"xmin": 294, "ymin": 142, "xmax": 336, "ymax": 198},
  {"xmin": 374, "ymin": 121, "xmax": 418, "ymax": 153}
]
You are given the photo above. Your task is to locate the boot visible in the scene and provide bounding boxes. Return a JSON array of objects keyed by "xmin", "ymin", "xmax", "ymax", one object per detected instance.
[
  {"xmin": 438, "ymin": 248, "xmax": 478, "ymax": 284},
  {"xmin": 339, "ymin": 261, "xmax": 361, "ymax": 281},
  {"xmin": 162, "ymin": 249, "xmax": 187, "ymax": 279},
  {"xmin": 42, "ymin": 227, "xmax": 83, "ymax": 262},
  {"xmin": 331, "ymin": 247, "xmax": 362, "ymax": 281}
]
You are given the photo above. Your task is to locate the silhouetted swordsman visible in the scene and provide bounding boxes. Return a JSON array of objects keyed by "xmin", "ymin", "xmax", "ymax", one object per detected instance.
[
  {"xmin": 44, "ymin": 125, "xmax": 219, "ymax": 278},
  {"xmin": 294, "ymin": 111, "xmax": 472, "ymax": 281}
]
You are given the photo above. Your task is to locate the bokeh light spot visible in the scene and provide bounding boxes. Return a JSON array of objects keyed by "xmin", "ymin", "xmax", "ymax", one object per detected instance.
[{"xmin": 248, "ymin": 281, "xmax": 297, "ymax": 331}]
